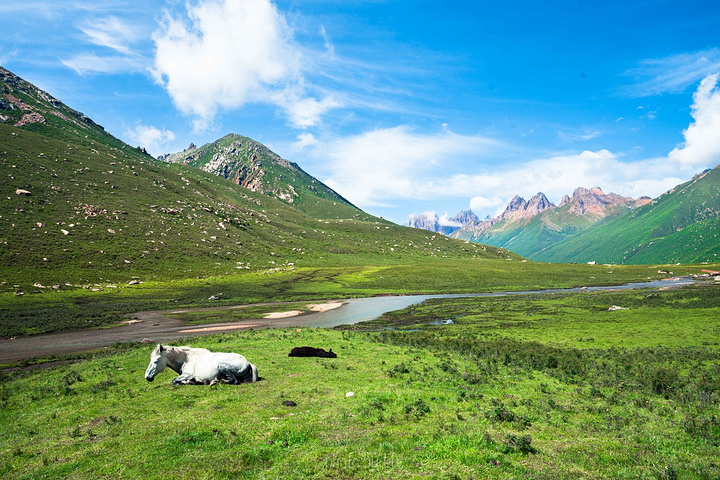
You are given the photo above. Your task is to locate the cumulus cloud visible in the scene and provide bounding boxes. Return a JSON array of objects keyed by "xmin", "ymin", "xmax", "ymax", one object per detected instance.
[
  {"xmin": 152, "ymin": 0, "xmax": 338, "ymax": 130},
  {"xmin": 292, "ymin": 132, "xmax": 319, "ymax": 152},
  {"xmin": 126, "ymin": 124, "xmax": 176, "ymax": 157},
  {"xmin": 314, "ymin": 125, "xmax": 500, "ymax": 207},
  {"xmin": 272, "ymin": 90, "xmax": 341, "ymax": 128},
  {"xmin": 438, "ymin": 213, "xmax": 462, "ymax": 227},
  {"xmin": 469, "ymin": 196, "xmax": 504, "ymax": 215},
  {"xmin": 304, "ymin": 125, "xmax": 696, "ymax": 220},
  {"xmin": 668, "ymin": 74, "xmax": 720, "ymax": 167}
]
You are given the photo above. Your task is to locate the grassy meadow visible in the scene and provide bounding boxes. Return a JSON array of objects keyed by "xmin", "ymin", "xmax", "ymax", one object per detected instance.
[
  {"xmin": 2, "ymin": 282, "xmax": 719, "ymax": 479},
  {"xmin": 0, "ymin": 260, "xmax": 714, "ymax": 338}
]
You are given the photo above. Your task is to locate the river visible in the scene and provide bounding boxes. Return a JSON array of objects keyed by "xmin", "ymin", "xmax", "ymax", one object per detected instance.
[{"xmin": 0, "ymin": 277, "xmax": 696, "ymax": 364}]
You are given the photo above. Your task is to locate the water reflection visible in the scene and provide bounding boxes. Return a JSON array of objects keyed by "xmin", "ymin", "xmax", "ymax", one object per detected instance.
[{"xmin": 300, "ymin": 277, "xmax": 696, "ymax": 329}]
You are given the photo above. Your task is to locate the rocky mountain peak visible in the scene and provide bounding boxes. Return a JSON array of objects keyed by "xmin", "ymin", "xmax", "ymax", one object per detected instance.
[
  {"xmin": 527, "ymin": 192, "xmax": 554, "ymax": 215},
  {"xmin": 505, "ymin": 195, "xmax": 527, "ymax": 212},
  {"xmin": 1, "ymin": 66, "xmax": 104, "ymax": 132},
  {"xmin": 572, "ymin": 187, "xmax": 590, "ymax": 198},
  {"xmin": 564, "ymin": 186, "xmax": 639, "ymax": 216},
  {"xmin": 500, "ymin": 192, "xmax": 554, "ymax": 222},
  {"xmin": 454, "ymin": 209, "xmax": 480, "ymax": 226}
]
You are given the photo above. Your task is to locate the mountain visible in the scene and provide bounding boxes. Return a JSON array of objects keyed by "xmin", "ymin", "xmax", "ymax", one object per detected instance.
[
  {"xmin": 0, "ymin": 67, "xmax": 517, "ymax": 287},
  {"xmin": 407, "ymin": 210, "xmax": 479, "ymax": 235},
  {"xmin": 444, "ymin": 188, "xmax": 648, "ymax": 258},
  {"xmin": 0, "ymin": 67, "xmax": 150, "ymax": 160},
  {"xmin": 159, "ymin": 134, "xmax": 368, "ymax": 220},
  {"xmin": 533, "ymin": 166, "xmax": 720, "ymax": 264}
]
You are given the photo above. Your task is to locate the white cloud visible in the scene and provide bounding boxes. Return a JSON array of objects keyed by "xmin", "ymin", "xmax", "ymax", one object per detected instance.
[
  {"xmin": 622, "ymin": 49, "xmax": 720, "ymax": 97},
  {"xmin": 273, "ymin": 90, "xmax": 342, "ymax": 128},
  {"xmin": 61, "ymin": 53, "xmax": 145, "ymax": 75},
  {"xmin": 305, "ymin": 125, "xmax": 699, "ymax": 220},
  {"xmin": 470, "ymin": 196, "xmax": 504, "ymax": 214},
  {"xmin": 126, "ymin": 123, "xmax": 176, "ymax": 156},
  {"xmin": 292, "ymin": 132, "xmax": 318, "ymax": 152},
  {"xmin": 557, "ymin": 129, "xmax": 602, "ymax": 141},
  {"xmin": 151, "ymin": 0, "xmax": 338, "ymax": 130},
  {"xmin": 314, "ymin": 125, "xmax": 500, "ymax": 207},
  {"xmin": 59, "ymin": 13, "xmax": 152, "ymax": 74},
  {"xmin": 79, "ymin": 16, "xmax": 142, "ymax": 55},
  {"xmin": 668, "ymin": 74, "xmax": 720, "ymax": 167},
  {"xmin": 438, "ymin": 213, "xmax": 462, "ymax": 227},
  {"xmin": 0, "ymin": 48, "xmax": 18, "ymax": 67}
]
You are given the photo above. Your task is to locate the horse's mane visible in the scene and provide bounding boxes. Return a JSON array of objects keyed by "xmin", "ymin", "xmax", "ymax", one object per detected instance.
[
  {"xmin": 165, "ymin": 345, "xmax": 210, "ymax": 355},
  {"xmin": 169, "ymin": 346, "xmax": 193, "ymax": 352}
]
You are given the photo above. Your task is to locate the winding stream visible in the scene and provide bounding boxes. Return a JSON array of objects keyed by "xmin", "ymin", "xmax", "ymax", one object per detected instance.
[{"xmin": 0, "ymin": 277, "xmax": 696, "ymax": 364}]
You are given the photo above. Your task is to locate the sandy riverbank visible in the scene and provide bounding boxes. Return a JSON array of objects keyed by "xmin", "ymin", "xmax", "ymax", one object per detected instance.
[{"xmin": 263, "ymin": 302, "xmax": 344, "ymax": 319}]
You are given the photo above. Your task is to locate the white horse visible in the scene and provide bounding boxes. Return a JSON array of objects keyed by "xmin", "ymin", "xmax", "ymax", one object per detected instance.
[{"xmin": 145, "ymin": 344, "xmax": 259, "ymax": 385}]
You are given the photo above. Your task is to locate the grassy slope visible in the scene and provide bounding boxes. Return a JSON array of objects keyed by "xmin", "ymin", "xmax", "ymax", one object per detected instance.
[
  {"xmin": 534, "ymin": 166, "xmax": 720, "ymax": 264},
  {"xmin": 164, "ymin": 133, "xmax": 365, "ymax": 221},
  {"xmin": 1, "ymin": 123, "xmax": 524, "ymax": 285},
  {"xmin": 1, "ymin": 284, "xmax": 718, "ymax": 479}
]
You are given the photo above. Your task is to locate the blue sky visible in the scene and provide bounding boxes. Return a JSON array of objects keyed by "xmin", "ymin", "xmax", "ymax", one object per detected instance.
[{"xmin": 2, "ymin": 0, "xmax": 720, "ymax": 225}]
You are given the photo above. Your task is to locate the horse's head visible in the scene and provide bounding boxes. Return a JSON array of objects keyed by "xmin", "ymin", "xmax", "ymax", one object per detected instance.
[{"xmin": 145, "ymin": 344, "xmax": 167, "ymax": 382}]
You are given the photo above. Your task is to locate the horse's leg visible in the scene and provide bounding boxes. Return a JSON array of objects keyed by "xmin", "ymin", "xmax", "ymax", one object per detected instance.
[
  {"xmin": 220, "ymin": 368, "xmax": 239, "ymax": 385},
  {"xmin": 172, "ymin": 373, "xmax": 194, "ymax": 385}
]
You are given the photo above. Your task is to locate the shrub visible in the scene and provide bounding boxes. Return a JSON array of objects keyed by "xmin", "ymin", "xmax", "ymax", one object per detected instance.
[{"xmin": 501, "ymin": 434, "xmax": 536, "ymax": 454}]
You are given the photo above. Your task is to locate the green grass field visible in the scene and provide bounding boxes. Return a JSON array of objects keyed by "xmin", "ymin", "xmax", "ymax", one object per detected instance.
[
  {"xmin": 1, "ymin": 261, "xmax": 714, "ymax": 338},
  {"xmin": 2, "ymin": 283, "xmax": 719, "ymax": 479}
]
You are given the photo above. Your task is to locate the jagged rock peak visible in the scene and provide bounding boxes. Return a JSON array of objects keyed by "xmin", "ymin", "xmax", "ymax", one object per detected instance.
[
  {"xmin": 572, "ymin": 186, "xmax": 604, "ymax": 198},
  {"xmin": 500, "ymin": 193, "xmax": 554, "ymax": 221},
  {"xmin": 572, "ymin": 187, "xmax": 590, "ymax": 198},
  {"xmin": 527, "ymin": 192, "xmax": 554, "ymax": 213},
  {"xmin": 454, "ymin": 209, "xmax": 480, "ymax": 226},
  {"xmin": 504, "ymin": 195, "xmax": 527, "ymax": 213}
]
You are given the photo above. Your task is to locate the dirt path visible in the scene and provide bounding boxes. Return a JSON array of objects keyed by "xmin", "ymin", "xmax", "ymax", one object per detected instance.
[{"xmin": 0, "ymin": 302, "xmax": 345, "ymax": 364}]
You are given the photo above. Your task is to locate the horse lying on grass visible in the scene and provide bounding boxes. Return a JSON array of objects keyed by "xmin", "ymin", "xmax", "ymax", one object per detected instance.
[{"xmin": 145, "ymin": 344, "xmax": 259, "ymax": 385}]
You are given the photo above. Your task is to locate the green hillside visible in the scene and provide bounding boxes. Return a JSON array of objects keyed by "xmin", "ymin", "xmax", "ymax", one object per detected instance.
[
  {"xmin": 161, "ymin": 133, "xmax": 366, "ymax": 220},
  {"xmin": 0, "ymin": 66, "xmax": 526, "ymax": 290},
  {"xmin": 534, "ymin": 166, "xmax": 720, "ymax": 264},
  {"xmin": 1, "ymin": 123, "xmax": 525, "ymax": 287}
]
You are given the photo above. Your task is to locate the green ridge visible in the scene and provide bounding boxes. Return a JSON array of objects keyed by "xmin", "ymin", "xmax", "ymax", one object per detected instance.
[
  {"xmin": 162, "ymin": 133, "xmax": 367, "ymax": 220},
  {"xmin": 534, "ymin": 167, "xmax": 720, "ymax": 264}
]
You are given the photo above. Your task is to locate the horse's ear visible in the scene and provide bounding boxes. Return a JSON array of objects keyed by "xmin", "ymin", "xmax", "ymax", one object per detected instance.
[{"xmin": 157, "ymin": 344, "xmax": 164, "ymax": 352}]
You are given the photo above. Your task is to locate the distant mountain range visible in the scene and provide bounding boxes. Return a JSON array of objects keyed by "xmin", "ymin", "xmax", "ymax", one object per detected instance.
[
  {"xmin": 533, "ymin": 167, "xmax": 720, "ymax": 264},
  {"xmin": 409, "ymin": 173, "xmax": 720, "ymax": 264},
  {"xmin": 409, "ymin": 188, "xmax": 650, "ymax": 257}
]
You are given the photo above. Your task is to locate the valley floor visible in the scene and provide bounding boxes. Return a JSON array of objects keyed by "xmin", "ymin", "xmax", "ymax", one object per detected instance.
[{"xmin": 1, "ymin": 282, "xmax": 719, "ymax": 479}]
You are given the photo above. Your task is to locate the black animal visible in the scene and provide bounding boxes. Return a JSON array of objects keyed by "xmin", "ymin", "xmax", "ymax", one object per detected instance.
[{"xmin": 288, "ymin": 346, "xmax": 337, "ymax": 358}]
